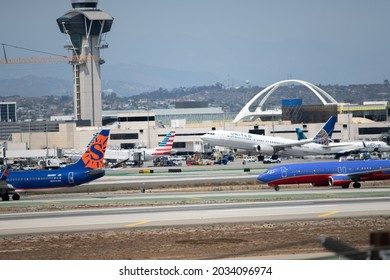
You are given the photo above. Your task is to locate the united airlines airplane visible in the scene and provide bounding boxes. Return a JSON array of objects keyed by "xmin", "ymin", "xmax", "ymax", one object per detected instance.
[
  {"xmin": 200, "ymin": 116, "xmax": 336, "ymax": 159},
  {"xmin": 0, "ymin": 129, "xmax": 110, "ymax": 201},
  {"xmin": 295, "ymin": 127, "xmax": 390, "ymax": 157},
  {"xmin": 257, "ymin": 159, "xmax": 390, "ymax": 191}
]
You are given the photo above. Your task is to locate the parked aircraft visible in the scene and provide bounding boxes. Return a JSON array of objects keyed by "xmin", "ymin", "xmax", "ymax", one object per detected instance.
[
  {"xmin": 0, "ymin": 129, "xmax": 110, "ymax": 201},
  {"xmin": 105, "ymin": 131, "xmax": 176, "ymax": 162},
  {"xmin": 200, "ymin": 116, "xmax": 336, "ymax": 159},
  {"xmin": 257, "ymin": 159, "xmax": 390, "ymax": 191},
  {"xmin": 295, "ymin": 128, "xmax": 390, "ymax": 157}
]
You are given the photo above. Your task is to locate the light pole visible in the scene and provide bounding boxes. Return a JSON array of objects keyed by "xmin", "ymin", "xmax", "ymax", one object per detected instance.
[{"xmin": 146, "ymin": 108, "xmax": 151, "ymax": 148}]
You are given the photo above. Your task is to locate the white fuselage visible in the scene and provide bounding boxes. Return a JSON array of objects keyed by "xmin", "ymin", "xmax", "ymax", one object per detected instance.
[
  {"xmin": 200, "ymin": 130, "xmax": 312, "ymax": 156},
  {"xmin": 286, "ymin": 140, "xmax": 390, "ymax": 157},
  {"xmin": 200, "ymin": 130, "xmax": 390, "ymax": 158},
  {"xmin": 105, "ymin": 148, "xmax": 173, "ymax": 162}
]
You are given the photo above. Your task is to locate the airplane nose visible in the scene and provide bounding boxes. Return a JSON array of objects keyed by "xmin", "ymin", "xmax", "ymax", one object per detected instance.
[{"xmin": 257, "ymin": 173, "xmax": 267, "ymax": 183}]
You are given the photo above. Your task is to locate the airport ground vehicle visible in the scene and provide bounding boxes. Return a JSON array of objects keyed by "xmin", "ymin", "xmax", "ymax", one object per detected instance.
[{"xmin": 263, "ymin": 157, "xmax": 281, "ymax": 164}]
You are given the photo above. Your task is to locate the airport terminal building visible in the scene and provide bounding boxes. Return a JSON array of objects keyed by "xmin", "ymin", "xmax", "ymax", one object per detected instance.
[
  {"xmin": 2, "ymin": 80, "xmax": 390, "ymax": 162},
  {"xmin": 2, "ymin": 108, "xmax": 390, "ymax": 163}
]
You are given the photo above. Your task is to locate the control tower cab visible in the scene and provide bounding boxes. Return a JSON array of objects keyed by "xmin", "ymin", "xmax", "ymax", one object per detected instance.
[{"xmin": 57, "ymin": 0, "xmax": 113, "ymax": 127}]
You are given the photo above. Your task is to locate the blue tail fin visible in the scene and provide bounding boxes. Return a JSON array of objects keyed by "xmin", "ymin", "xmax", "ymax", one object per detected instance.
[
  {"xmin": 312, "ymin": 116, "xmax": 337, "ymax": 145},
  {"xmin": 296, "ymin": 128, "xmax": 307, "ymax": 141},
  {"xmin": 71, "ymin": 129, "xmax": 110, "ymax": 169}
]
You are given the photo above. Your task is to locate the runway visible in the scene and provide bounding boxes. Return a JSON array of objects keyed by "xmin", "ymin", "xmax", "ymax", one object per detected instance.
[
  {"xmin": 2, "ymin": 161, "xmax": 390, "ymax": 237},
  {"xmin": 12, "ymin": 163, "xmax": 265, "ymax": 193},
  {"xmin": 1, "ymin": 196, "xmax": 390, "ymax": 235}
]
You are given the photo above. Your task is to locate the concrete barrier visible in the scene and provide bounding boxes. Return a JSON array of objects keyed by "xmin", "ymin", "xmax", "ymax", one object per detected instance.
[
  {"xmin": 168, "ymin": 168, "xmax": 182, "ymax": 173},
  {"xmin": 139, "ymin": 169, "xmax": 154, "ymax": 174}
]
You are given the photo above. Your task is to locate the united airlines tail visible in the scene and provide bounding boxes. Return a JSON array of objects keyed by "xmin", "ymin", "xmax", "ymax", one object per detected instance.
[
  {"xmin": 69, "ymin": 129, "xmax": 110, "ymax": 170},
  {"xmin": 308, "ymin": 116, "xmax": 336, "ymax": 145}
]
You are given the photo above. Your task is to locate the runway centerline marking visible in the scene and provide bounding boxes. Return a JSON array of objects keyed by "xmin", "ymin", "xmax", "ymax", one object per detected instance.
[
  {"xmin": 125, "ymin": 220, "xmax": 150, "ymax": 227},
  {"xmin": 319, "ymin": 211, "xmax": 338, "ymax": 218}
]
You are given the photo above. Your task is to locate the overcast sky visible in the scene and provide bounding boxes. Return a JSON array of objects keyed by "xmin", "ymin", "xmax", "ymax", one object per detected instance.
[{"xmin": 1, "ymin": 0, "xmax": 390, "ymax": 87}]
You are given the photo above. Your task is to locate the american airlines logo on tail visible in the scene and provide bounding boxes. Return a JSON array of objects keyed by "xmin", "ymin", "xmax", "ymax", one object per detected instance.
[{"xmin": 152, "ymin": 131, "xmax": 176, "ymax": 156}]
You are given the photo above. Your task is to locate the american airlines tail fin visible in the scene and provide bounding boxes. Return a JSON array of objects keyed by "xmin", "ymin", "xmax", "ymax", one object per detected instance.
[
  {"xmin": 311, "ymin": 116, "xmax": 337, "ymax": 145},
  {"xmin": 71, "ymin": 129, "xmax": 110, "ymax": 170},
  {"xmin": 153, "ymin": 131, "xmax": 176, "ymax": 155}
]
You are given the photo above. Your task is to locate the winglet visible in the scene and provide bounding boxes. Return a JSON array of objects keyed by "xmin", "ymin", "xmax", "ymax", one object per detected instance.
[{"xmin": 72, "ymin": 129, "xmax": 110, "ymax": 169}]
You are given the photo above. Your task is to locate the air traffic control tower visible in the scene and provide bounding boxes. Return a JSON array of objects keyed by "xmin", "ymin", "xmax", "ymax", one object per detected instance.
[{"xmin": 57, "ymin": 0, "xmax": 113, "ymax": 127}]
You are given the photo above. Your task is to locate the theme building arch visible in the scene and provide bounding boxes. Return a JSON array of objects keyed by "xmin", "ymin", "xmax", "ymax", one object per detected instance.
[{"xmin": 233, "ymin": 79, "xmax": 339, "ymax": 122}]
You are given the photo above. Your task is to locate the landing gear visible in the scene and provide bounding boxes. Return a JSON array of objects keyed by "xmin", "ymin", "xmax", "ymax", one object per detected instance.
[
  {"xmin": 274, "ymin": 186, "xmax": 280, "ymax": 191},
  {"xmin": 353, "ymin": 182, "xmax": 361, "ymax": 189},
  {"xmin": 341, "ymin": 185, "xmax": 350, "ymax": 189},
  {"xmin": 1, "ymin": 189, "xmax": 20, "ymax": 201},
  {"xmin": 257, "ymin": 155, "xmax": 264, "ymax": 161},
  {"xmin": 1, "ymin": 193, "xmax": 9, "ymax": 201}
]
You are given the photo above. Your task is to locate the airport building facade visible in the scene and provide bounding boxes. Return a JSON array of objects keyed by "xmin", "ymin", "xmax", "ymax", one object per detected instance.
[
  {"xmin": 2, "ymin": 108, "xmax": 390, "ymax": 162},
  {"xmin": 2, "ymin": 80, "xmax": 390, "ymax": 161}
]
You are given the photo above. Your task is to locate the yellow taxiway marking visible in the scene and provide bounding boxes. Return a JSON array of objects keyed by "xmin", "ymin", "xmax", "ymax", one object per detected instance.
[
  {"xmin": 125, "ymin": 220, "xmax": 150, "ymax": 227},
  {"xmin": 319, "ymin": 211, "xmax": 338, "ymax": 218}
]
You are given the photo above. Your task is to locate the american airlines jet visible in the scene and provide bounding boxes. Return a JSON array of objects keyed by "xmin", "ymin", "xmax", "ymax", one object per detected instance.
[{"xmin": 200, "ymin": 116, "xmax": 336, "ymax": 159}]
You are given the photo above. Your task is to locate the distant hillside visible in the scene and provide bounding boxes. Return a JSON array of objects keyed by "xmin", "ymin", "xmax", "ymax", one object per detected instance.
[
  {"xmin": 0, "ymin": 76, "xmax": 72, "ymax": 97},
  {"xmin": 104, "ymin": 63, "xmax": 222, "ymax": 92},
  {"xmin": 0, "ymin": 62, "xmax": 222, "ymax": 97},
  {"xmin": 2, "ymin": 82, "xmax": 390, "ymax": 121},
  {"xmin": 130, "ymin": 83, "xmax": 390, "ymax": 113}
]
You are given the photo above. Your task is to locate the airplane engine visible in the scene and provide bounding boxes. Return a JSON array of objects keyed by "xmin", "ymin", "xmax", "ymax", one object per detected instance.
[
  {"xmin": 255, "ymin": 144, "xmax": 274, "ymax": 154},
  {"xmin": 233, "ymin": 148, "xmax": 250, "ymax": 154},
  {"xmin": 328, "ymin": 175, "xmax": 352, "ymax": 187}
]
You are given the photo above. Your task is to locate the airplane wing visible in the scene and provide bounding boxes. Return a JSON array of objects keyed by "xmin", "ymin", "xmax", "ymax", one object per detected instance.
[
  {"xmin": 271, "ymin": 138, "xmax": 317, "ymax": 151},
  {"xmin": 346, "ymin": 168, "xmax": 390, "ymax": 181}
]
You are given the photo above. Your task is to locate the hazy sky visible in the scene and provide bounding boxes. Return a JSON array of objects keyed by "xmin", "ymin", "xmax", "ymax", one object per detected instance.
[{"xmin": 1, "ymin": 0, "xmax": 390, "ymax": 87}]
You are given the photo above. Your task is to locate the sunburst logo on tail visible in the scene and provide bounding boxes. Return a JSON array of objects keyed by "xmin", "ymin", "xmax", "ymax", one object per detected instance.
[{"xmin": 81, "ymin": 130, "xmax": 109, "ymax": 169}]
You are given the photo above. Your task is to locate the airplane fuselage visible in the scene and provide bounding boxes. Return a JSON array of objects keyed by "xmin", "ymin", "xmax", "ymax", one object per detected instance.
[
  {"xmin": 258, "ymin": 160, "xmax": 390, "ymax": 188},
  {"xmin": 201, "ymin": 130, "xmax": 302, "ymax": 155},
  {"xmin": 287, "ymin": 141, "xmax": 390, "ymax": 157},
  {"xmin": 4, "ymin": 167, "xmax": 105, "ymax": 191}
]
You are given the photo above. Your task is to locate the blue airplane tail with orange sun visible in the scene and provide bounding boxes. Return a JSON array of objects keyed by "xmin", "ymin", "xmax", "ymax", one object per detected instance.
[
  {"xmin": 71, "ymin": 129, "xmax": 110, "ymax": 170},
  {"xmin": 1, "ymin": 129, "xmax": 110, "ymax": 201}
]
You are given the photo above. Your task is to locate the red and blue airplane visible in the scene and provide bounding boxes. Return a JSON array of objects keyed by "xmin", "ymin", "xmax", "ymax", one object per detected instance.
[
  {"xmin": 0, "ymin": 129, "xmax": 109, "ymax": 201},
  {"xmin": 257, "ymin": 159, "xmax": 390, "ymax": 191}
]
